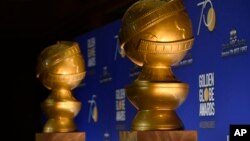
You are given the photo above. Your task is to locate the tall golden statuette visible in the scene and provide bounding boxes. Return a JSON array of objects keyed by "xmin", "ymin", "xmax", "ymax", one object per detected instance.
[
  {"xmin": 36, "ymin": 41, "xmax": 86, "ymax": 133},
  {"xmin": 119, "ymin": 0, "xmax": 194, "ymax": 130}
]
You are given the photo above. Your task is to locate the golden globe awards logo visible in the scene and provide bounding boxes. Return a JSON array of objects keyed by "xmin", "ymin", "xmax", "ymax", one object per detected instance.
[
  {"xmin": 199, "ymin": 72, "xmax": 215, "ymax": 116},
  {"xmin": 197, "ymin": 0, "xmax": 216, "ymax": 35},
  {"xmin": 115, "ymin": 88, "xmax": 126, "ymax": 130},
  {"xmin": 87, "ymin": 37, "xmax": 96, "ymax": 67},
  {"xmin": 221, "ymin": 29, "xmax": 248, "ymax": 57},
  {"xmin": 99, "ymin": 66, "xmax": 112, "ymax": 83},
  {"xmin": 115, "ymin": 88, "xmax": 126, "ymax": 122},
  {"xmin": 87, "ymin": 37, "xmax": 96, "ymax": 75},
  {"xmin": 199, "ymin": 72, "xmax": 215, "ymax": 128}
]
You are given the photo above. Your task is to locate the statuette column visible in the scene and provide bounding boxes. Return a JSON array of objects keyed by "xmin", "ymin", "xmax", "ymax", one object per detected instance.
[
  {"xmin": 36, "ymin": 41, "xmax": 86, "ymax": 133},
  {"xmin": 119, "ymin": 0, "xmax": 194, "ymax": 131}
]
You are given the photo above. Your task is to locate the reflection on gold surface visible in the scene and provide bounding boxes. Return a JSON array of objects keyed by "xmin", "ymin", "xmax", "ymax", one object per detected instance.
[
  {"xmin": 119, "ymin": 0, "xmax": 194, "ymax": 130},
  {"xmin": 36, "ymin": 41, "xmax": 86, "ymax": 133}
]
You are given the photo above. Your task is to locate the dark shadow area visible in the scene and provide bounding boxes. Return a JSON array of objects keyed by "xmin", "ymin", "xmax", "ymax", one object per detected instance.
[{"xmin": 1, "ymin": 0, "xmax": 137, "ymax": 140}]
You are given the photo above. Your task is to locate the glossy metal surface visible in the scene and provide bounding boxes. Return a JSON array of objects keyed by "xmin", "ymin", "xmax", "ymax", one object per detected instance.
[
  {"xmin": 36, "ymin": 41, "xmax": 86, "ymax": 133},
  {"xmin": 119, "ymin": 0, "xmax": 194, "ymax": 130}
]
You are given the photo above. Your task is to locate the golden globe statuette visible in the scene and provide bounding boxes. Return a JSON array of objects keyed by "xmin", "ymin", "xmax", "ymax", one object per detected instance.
[
  {"xmin": 119, "ymin": 0, "xmax": 197, "ymax": 140},
  {"xmin": 36, "ymin": 41, "xmax": 86, "ymax": 134}
]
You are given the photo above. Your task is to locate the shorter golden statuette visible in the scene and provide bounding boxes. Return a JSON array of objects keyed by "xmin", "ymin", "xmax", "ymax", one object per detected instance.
[{"xmin": 36, "ymin": 41, "xmax": 86, "ymax": 133}]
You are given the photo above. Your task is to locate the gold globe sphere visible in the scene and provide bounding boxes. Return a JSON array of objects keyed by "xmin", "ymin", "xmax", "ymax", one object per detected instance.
[
  {"xmin": 37, "ymin": 41, "xmax": 86, "ymax": 90},
  {"xmin": 36, "ymin": 41, "xmax": 86, "ymax": 133},
  {"xmin": 119, "ymin": 0, "xmax": 194, "ymax": 67}
]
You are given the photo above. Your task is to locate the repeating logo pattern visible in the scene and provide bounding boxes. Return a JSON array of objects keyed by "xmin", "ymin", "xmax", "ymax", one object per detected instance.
[{"xmin": 73, "ymin": 0, "xmax": 250, "ymax": 140}]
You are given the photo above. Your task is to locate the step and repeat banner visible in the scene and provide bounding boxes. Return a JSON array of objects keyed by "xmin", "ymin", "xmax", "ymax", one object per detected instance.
[{"xmin": 73, "ymin": 0, "xmax": 250, "ymax": 141}]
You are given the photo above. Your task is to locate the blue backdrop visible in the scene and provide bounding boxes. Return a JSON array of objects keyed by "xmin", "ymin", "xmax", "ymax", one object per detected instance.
[{"xmin": 72, "ymin": 0, "xmax": 250, "ymax": 141}]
